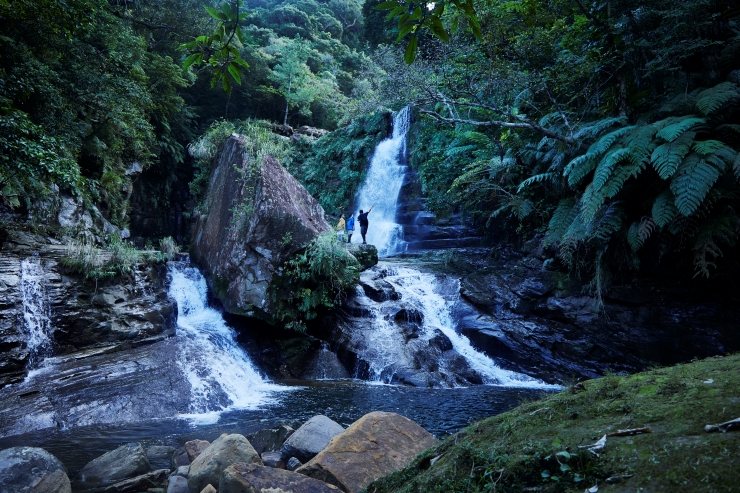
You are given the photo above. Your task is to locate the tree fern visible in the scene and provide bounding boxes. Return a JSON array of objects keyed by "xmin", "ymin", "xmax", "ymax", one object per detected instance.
[
  {"xmin": 585, "ymin": 203, "xmax": 625, "ymax": 241},
  {"xmin": 695, "ymin": 82, "xmax": 740, "ymax": 116},
  {"xmin": 572, "ymin": 116, "xmax": 626, "ymax": 140},
  {"xmin": 544, "ymin": 198, "xmax": 577, "ymax": 246},
  {"xmin": 650, "ymin": 131, "xmax": 695, "ymax": 179},
  {"xmin": 565, "ymin": 153, "xmax": 597, "ymax": 186},
  {"xmin": 586, "ymin": 126, "xmax": 634, "ymax": 156},
  {"xmin": 593, "ymin": 147, "xmax": 631, "ymax": 192},
  {"xmin": 627, "ymin": 217, "xmax": 655, "ymax": 251},
  {"xmin": 693, "ymin": 140, "xmax": 727, "ymax": 155},
  {"xmin": 692, "ymin": 214, "xmax": 740, "ymax": 277},
  {"xmin": 625, "ymin": 125, "xmax": 658, "ymax": 166},
  {"xmin": 651, "ymin": 189, "xmax": 679, "ymax": 227},
  {"xmin": 669, "ymin": 154, "xmax": 722, "ymax": 216},
  {"xmin": 517, "ymin": 172, "xmax": 557, "ymax": 192},
  {"xmin": 655, "ymin": 117, "xmax": 705, "ymax": 142}
]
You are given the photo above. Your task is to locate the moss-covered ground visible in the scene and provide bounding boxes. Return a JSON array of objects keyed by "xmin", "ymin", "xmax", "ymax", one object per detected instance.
[{"xmin": 365, "ymin": 354, "xmax": 740, "ymax": 493}]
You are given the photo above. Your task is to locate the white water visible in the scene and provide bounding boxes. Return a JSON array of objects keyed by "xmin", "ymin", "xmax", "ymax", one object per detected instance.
[
  {"xmin": 354, "ymin": 106, "xmax": 412, "ymax": 257},
  {"xmin": 20, "ymin": 258, "xmax": 53, "ymax": 369},
  {"xmin": 168, "ymin": 263, "xmax": 286, "ymax": 422},
  {"xmin": 359, "ymin": 265, "xmax": 559, "ymax": 389}
]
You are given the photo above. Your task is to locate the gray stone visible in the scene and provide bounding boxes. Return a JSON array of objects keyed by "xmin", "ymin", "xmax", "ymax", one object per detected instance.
[
  {"xmin": 0, "ymin": 446, "xmax": 71, "ymax": 493},
  {"xmin": 286, "ymin": 457, "xmax": 303, "ymax": 472},
  {"xmin": 183, "ymin": 440, "xmax": 209, "ymax": 463},
  {"xmin": 280, "ymin": 415, "xmax": 344, "ymax": 463},
  {"xmin": 147, "ymin": 446, "xmax": 176, "ymax": 471},
  {"xmin": 219, "ymin": 463, "xmax": 339, "ymax": 493},
  {"xmin": 187, "ymin": 434, "xmax": 262, "ymax": 493},
  {"xmin": 95, "ymin": 469, "xmax": 169, "ymax": 493},
  {"xmin": 171, "ymin": 448, "xmax": 189, "ymax": 469},
  {"xmin": 170, "ymin": 466, "xmax": 189, "ymax": 478},
  {"xmin": 166, "ymin": 475, "xmax": 189, "ymax": 493},
  {"xmin": 246, "ymin": 425, "xmax": 294, "ymax": 454},
  {"xmin": 199, "ymin": 485, "xmax": 216, "ymax": 493},
  {"xmin": 73, "ymin": 442, "xmax": 150, "ymax": 489},
  {"xmin": 260, "ymin": 451, "xmax": 285, "ymax": 469},
  {"xmin": 190, "ymin": 136, "xmax": 331, "ymax": 317}
]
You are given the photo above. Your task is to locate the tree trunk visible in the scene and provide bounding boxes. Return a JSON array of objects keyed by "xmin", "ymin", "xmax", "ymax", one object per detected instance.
[{"xmin": 283, "ymin": 99, "xmax": 289, "ymax": 126}]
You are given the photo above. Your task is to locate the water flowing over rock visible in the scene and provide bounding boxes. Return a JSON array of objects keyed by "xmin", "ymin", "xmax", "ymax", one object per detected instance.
[
  {"xmin": 190, "ymin": 134, "xmax": 331, "ymax": 317},
  {"xmin": 354, "ymin": 107, "xmax": 411, "ymax": 257},
  {"xmin": 0, "ymin": 446, "xmax": 71, "ymax": 493},
  {"xmin": 19, "ymin": 258, "xmax": 53, "ymax": 368},
  {"xmin": 296, "ymin": 411, "xmax": 438, "ymax": 493},
  {"xmin": 325, "ymin": 261, "xmax": 555, "ymax": 389}
]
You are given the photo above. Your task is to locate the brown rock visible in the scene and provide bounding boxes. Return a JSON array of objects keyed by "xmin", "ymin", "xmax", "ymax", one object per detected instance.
[
  {"xmin": 219, "ymin": 462, "xmax": 339, "ymax": 493},
  {"xmin": 184, "ymin": 440, "xmax": 210, "ymax": 463},
  {"xmin": 296, "ymin": 411, "xmax": 438, "ymax": 493},
  {"xmin": 190, "ymin": 135, "xmax": 331, "ymax": 317}
]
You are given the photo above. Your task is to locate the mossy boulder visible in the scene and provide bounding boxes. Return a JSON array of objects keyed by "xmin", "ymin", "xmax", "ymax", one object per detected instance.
[{"xmin": 348, "ymin": 244, "xmax": 378, "ymax": 271}]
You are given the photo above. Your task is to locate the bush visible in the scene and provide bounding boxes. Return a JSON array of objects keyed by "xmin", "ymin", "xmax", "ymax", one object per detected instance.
[{"xmin": 62, "ymin": 234, "xmax": 142, "ymax": 279}]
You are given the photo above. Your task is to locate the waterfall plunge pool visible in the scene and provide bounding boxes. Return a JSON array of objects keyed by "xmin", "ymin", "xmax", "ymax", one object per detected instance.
[{"xmin": 0, "ymin": 380, "xmax": 554, "ymax": 475}]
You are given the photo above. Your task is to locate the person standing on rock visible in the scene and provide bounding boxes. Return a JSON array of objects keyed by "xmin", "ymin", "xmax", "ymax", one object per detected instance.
[
  {"xmin": 357, "ymin": 206, "xmax": 373, "ymax": 244},
  {"xmin": 336, "ymin": 214, "xmax": 346, "ymax": 242},
  {"xmin": 346, "ymin": 213, "xmax": 355, "ymax": 244}
]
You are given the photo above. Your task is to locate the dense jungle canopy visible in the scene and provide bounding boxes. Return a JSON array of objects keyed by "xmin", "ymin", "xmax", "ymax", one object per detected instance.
[{"xmin": 1, "ymin": 0, "xmax": 740, "ymax": 294}]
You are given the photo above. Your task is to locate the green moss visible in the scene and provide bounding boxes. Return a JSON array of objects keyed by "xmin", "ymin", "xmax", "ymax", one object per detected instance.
[{"xmin": 365, "ymin": 354, "xmax": 740, "ymax": 493}]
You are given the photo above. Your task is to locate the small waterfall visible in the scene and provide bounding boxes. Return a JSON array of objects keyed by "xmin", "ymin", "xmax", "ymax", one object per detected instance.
[
  {"xmin": 168, "ymin": 262, "xmax": 285, "ymax": 422},
  {"xmin": 20, "ymin": 258, "xmax": 53, "ymax": 368},
  {"xmin": 354, "ymin": 106, "xmax": 412, "ymax": 257},
  {"xmin": 354, "ymin": 264, "xmax": 558, "ymax": 389}
]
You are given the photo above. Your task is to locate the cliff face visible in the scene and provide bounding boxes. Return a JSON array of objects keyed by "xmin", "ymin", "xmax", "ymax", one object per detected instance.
[
  {"xmin": 190, "ymin": 134, "xmax": 331, "ymax": 317},
  {"xmin": 0, "ymin": 231, "xmax": 176, "ymax": 388}
]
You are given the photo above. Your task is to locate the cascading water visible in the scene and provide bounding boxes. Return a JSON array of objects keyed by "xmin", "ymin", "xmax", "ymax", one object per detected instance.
[
  {"xmin": 168, "ymin": 262, "xmax": 285, "ymax": 422},
  {"xmin": 354, "ymin": 106, "xmax": 412, "ymax": 257},
  {"xmin": 20, "ymin": 258, "xmax": 53, "ymax": 368},
  {"xmin": 351, "ymin": 263, "xmax": 559, "ymax": 389}
]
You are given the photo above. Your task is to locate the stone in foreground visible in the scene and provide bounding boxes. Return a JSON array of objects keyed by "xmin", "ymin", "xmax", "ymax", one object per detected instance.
[
  {"xmin": 280, "ymin": 415, "xmax": 344, "ymax": 463},
  {"xmin": 166, "ymin": 475, "xmax": 189, "ymax": 493},
  {"xmin": 184, "ymin": 440, "xmax": 210, "ymax": 463},
  {"xmin": 246, "ymin": 425, "xmax": 294, "ymax": 454},
  {"xmin": 73, "ymin": 442, "xmax": 150, "ymax": 489},
  {"xmin": 296, "ymin": 411, "xmax": 438, "ymax": 493},
  {"xmin": 0, "ymin": 446, "xmax": 71, "ymax": 493},
  {"xmin": 97, "ymin": 469, "xmax": 169, "ymax": 493},
  {"xmin": 187, "ymin": 433, "xmax": 262, "ymax": 493},
  {"xmin": 219, "ymin": 462, "xmax": 339, "ymax": 493}
]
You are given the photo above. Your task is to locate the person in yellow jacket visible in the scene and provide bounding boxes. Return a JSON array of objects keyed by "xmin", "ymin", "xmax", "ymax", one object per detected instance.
[{"xmin": 336, "ymin": 214, "xmax": 346, "ymax": 242}]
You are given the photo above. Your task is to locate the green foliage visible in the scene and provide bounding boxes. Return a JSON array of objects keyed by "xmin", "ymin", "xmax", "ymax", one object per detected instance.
[
  {"xmin": 270, "ymin": 232, "xmax": 360, "ymax": 331},
  {"xmin": 62, "ymin": 235, "xmax": 142, "ymax": 280},
  {"xmin": 158, "ymin": 236, "xmax": 180, "ymax": 260}
]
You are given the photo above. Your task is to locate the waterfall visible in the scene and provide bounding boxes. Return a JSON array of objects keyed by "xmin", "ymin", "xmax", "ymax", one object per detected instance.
[
  {"xmin": 354, "ymin": 106, "xmax": 412, "ymax": 257},
  {"xmin": 20, "ymin": 258, "xmax": 53, "ymax": 368},
  {"xmin": 354, "ymin": 264, "xmax": 558, "ymax": 389},
  {"xmin": 168, "ymin": 262, "xmax": 285, "ymax": 422}
]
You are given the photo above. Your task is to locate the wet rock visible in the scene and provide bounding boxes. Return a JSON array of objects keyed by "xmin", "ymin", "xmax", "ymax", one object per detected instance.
[
  {"xmin": 347, "ymin": 244, "xmax": 378, "ymax": 271},
  {"xmin": 428, "ymin": 329, "xmax": 453, "ymax": 351},
  {"xmin": 246, "ymin": 425, "xmax": 294, "ymax": 455},
  {"xmin": 73, "ymin": 442, "xmax": 150, "ymax": 490},
  {"xmin": 286, "ymin": 457, "xmax": 303, "ymax": 471},
  {"xmin": 97, "ymin": 469, "xmax": 169, "ymax": 493},
  {"xmin": 296, "ymin": 411, "xmax": 438, "ymax": 493},
  {"xmin": 0, "ymin": 446, "xmax": 71, "ymax": 493},
  {"xmin": 280, "ymin": 415, "xmax": 345, "ymax": 463},
  {"xmin": 220, "ymin": 462, "xmax": 339, "ymax": 493},
  {"xmin": 187, "ymin": 434, "xmax": 262, "ymax": 493},
  {"xmin": 171, "ymin": 448, "xmax": 189, "ymax": 469},
  {"xmin": 184, "ymin": 440, "xmax": 209, "ymax": 463},
  {"xmin": 166, "ymin": 475, "xmax": 189, "ymax": 493},
  {"xmin": 147, "ymin": 446, "xmax": 176, "ymax": 471},
  {"xmin": 190, "ymin": 135, "xmax": 331, "ymax": 318},
  {"xmin": 171, "ymin": 466, "xmax": 189, "ymax": 478},
  {"xmin": 260, "ymin": 451, "xmax": 285, "ymax": 469},
  {"xmin": 199, "ymin": 485, "xmax": 216, "ymax": 493}
]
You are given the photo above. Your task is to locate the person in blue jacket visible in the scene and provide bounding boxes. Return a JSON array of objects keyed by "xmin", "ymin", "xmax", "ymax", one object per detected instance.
[{"xmin": 346, "ymin": 213, "xmax": 355, "ymax": 244}]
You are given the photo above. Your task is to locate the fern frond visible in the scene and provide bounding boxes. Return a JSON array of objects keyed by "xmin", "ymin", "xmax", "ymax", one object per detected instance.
[
  {"xmin": 655, "ymin": 117, "xmax": 705, "ymax": 142},
  {"xmin": 717, "ymin": 124, "xmax": 740, "ymax": 134},
  {"xmin": 625, "ymin": 125, "xmax": 658, "ymax": 166},
  {"xmin": 517, "ymin": 172, "xmax": 557, "ymax": 192},
  {"xmin": 593, "ymin": 148, "xmax": 631, "ymax": 192},
  {"xmin": 651, "ymin": 189, "xmax": 679, "ymax": 228},
  {"xmin": 734, "ymin": 153, "xmax": 740, "ymax": 180},
  {"xmin": 627, "ymin": 216, "xmax": 655, "ymax": 251},
  {"xmin": 693, "ymin": 140, "xmax": 727, "ymax": 155},
  {"xmin": 650, "ymin": 131, "xmax": 695, "ymax": 179},
  {"xmin": 512, "ymin": 197, "xmax": 535, "ymax": 220},
  {"xmin": 692, "ymin": 214, "xmax": 740, "ymax": 277},
  {"xmin": 586, "ymin": 125, "xmax": 634, "ymax": 156},
  {"xmin": 444, "ymin": 144, "xmax": 478, "ymax": 157},
  {"xmin": 565, "ymin": 153, "xmax": 597, "ymax": 186},
  {"xmin": 695, "ymin": 82, "xmax": 740, "ymax": 116},
  {"xmin": 669, "ymin": 154, "xmax": 722, "ymax": 216},
  {"xmin": 658, "ymin": 92, "xmax": 696, "ymax": 115},
  {"xmin": 461, "ymin": 131, "xmax": 491, "ymax": 146},
  {"xmin": 544, "ymin": 198, "xmax": 578, "ymax": 246},
  {"xmin": 573, "ymin": 117, "xmax": 627, "ymax": 140},
  {"xmin": 585, "ymin": 203, "xmax": 625, "ymax": 241}
]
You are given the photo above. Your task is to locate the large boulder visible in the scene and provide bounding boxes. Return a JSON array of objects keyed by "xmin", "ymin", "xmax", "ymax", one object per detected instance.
[
  {"xmin": 146, "ymin": 446, "xmax": 176, "ymax": 471},
  {"xmin": 347, "ymin": 244, "xmax": 378, "ymax": 271},
  {"xmin": 280, "ymin": 415, "xmax": 344, "ymax": 463},
  {"xmin": 246, "ymin": 425, "xmax": 294, "ymax": 455},
  {"xmin": 219, "ymin": 462, "xmax": 339, "ymax": 493},
  {"xmin": 296, "ymin": 411, "xmax": 438, "ymax": 493},
  {"xmin": 73, "ymin": 442, "xmax": 150, "ymax": 490},
  {"xmin": 187, "ymin": 434, "xmax": 262, "ymax": 493},
  {"xmin": 0, "ymin": 446, "xmax": 71, "ymax": 493},
  {"xmin": 190, "ymin": 135, "xmax": 331, "ymax": 316}
]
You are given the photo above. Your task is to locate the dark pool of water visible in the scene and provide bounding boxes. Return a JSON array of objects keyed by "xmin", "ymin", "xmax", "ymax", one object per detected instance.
[{"xmin": 0, "ymin": 380, "xmax": 555, "ymax": 475}]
